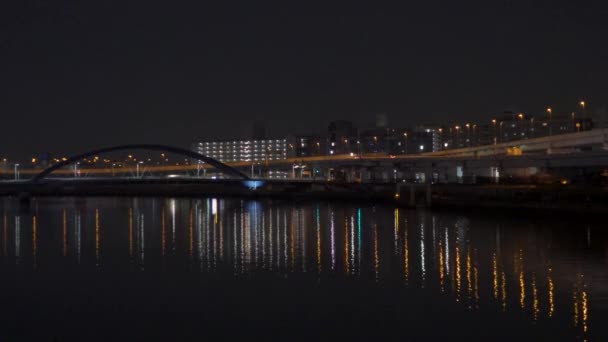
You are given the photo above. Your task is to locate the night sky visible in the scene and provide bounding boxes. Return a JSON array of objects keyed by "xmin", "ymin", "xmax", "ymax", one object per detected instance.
[{"xmin": 1, "ymin": 1, "xmax": 607, "ymax": 158}]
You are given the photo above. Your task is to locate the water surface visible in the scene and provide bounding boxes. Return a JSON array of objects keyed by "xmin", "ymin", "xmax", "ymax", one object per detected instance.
[{"xmin": 0, "ymin": 197, "xmax": 605, "ymax": 341}]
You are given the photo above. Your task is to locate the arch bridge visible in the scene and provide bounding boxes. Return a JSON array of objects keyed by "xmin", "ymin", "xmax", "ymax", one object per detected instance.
[{"xmin": 30, "ymin": 144, "xmax": 251, "ymax": 182}]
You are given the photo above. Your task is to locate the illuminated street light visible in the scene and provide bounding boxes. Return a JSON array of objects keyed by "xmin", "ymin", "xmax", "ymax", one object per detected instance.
[
  {"xmin": 546, "ymin": 107, "xmax": 553, "ymax": 136},
  {"xmin": 136, "ymin": 161, "xmax": 144, "ymax": 178}
]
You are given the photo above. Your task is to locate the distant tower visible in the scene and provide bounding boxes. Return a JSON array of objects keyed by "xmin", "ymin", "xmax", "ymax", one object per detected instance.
[
  {"xmin": 253, "ymin": 120, "xmax": 266, "ymax": 140},
  {"xmin": 375, "ymin": 112, "xmax": 388, "ymax": 128}
]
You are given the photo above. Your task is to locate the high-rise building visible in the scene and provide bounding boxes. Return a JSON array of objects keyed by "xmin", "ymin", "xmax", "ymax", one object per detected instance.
[
  {"xmin": 328, "ymin": 120, "xmax": 357, "ymax": 155},
  {"xmin": 193, "ymin": 138, "xmax": 287, "ymax": 163}
]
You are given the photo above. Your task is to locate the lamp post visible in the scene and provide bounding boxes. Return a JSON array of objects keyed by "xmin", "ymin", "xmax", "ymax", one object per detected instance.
[
  {"xmin": 403, "ymin": 132, "xmax": 408, "ymax": 154},
  {"xmin": 136, "ymin": 161, "xmax": 144, "ymax": 178},
  {"xmin": 517, "ymin": 113, "xmax": 525, "ymax": 138},
  {"xmin": 491, "ymin": 119, "xmax": 497, "ymax": 145},
  {"xmin": 546, "ymin": 107, "xmax": 552, "ymax": 136},
  {"xmin": 530, "ymin": 117, "xmax": 534, "ymax": 138},
  {"xmin": 14, "ymin": 163, "xmax": 19, "ymax": 180},
  {"xmin": 571, "ymin": 112, "xmax": 576, "ymax": 131}
]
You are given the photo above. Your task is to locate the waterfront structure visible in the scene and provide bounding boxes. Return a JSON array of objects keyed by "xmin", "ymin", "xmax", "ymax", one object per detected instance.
[{"xmin": 193, "ymin": 139, "xmax": 287, "ymax": 163}]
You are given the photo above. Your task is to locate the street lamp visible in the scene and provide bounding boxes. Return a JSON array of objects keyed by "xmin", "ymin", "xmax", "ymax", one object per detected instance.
[
  {"xmin": 546, "ymin": 107, "xmax": 553, "ymax": 136},
  {"xmin": 14, "ymin": 163, "xmax": 20, "ymax": 180},
  {"xmin": 403, "ymin": 132, "xmax": 408, "ymax": 154},
  {"xmin": 491, "ymin": 119, "xmax": 497, "ymax": 144},
  {"xmin": 517, "ymin": 113, "xmax": 525, "ymax": 138},
  {"xmin": 136, "ymin": 161, "xmax": 144, "ymax": 178}
]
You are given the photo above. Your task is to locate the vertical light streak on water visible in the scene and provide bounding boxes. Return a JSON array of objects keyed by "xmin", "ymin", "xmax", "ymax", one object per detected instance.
[
  {"xmin": 548, "ymin": 266, "xmax": 555, "ymax": 318},
  {"xmin": 316, "ymin": 206, "xmax": 321, "ymax": 274},
  {"xmin": 252, "ymin": 202, "xmax": 259, "ymax": 268},
  {"xmin": 357, "ymin": 208, "xmax": 361, "ymax": 273},
  {"xmin": 582, "ymin": 284, "xmax": 589, "ymax": 338},
  {"xmin": 15, "ymin": 216, "xmax": 20, "ymax": 264},
  {"xmin": 262, "ymin": 206, "xmax": 266, "ymax": 269},
  {"xmin": 420, "ymin": 219, "xmax": 426, "ymax": 288},
  {"xmin": 129, "ymin": 208, "xmax": 133, "ymax": 258},
  {"xmin": 330, "ymin": 209, "xmax": 335, "ymax": 271},
  {"xmin": 188, "ymin": 206, "xmax": 193, "ymax": 258},
  {"xmin": 275, "ymin": 208, "xmax": 280, "ymax": 270},
  {"xmin": 161, "ymin": 206, "xmax": 166, "ymax": 257},
  {"xmin": 62, "ymin": 209, "xmax": 67, "ymax": 257},
  {"xmin": 519, "ymin": 249, "xmax": 525, "ymax": 311},
  {"xmin": 344, "ymin": 217, "xmax": 349, "ymax": 276},
  {"xmin": 139, "ymin": 213, "xmax": 145, "ymax": 269},
  {"xmin": 455, "ymin": 244, "xmax": 461, "ymax": 301},
  {"xmin": 466, "ymin": 247, "xmax": 472, "ymax": 304},
  {"xmin": 374, "ymin": 222, "xmax": 379, "ymax": 283},
  {"xmin": 269, "ymin": 207, "xmax": 274, "ymax": 270},
  {"xmin": 350, "ymin": 215, "xmax": 355, "ymax": 275},
  {"xmin": 404, "ymin": 226, "xmax": 409, "ymax": 284},
  {"xmin": 438, "ymin": 240, "xmax": 444, "ymax": 292},
  {"xmin": 212, "ymin": 203, "xmax": 218, "ymax": 270},
  {"xmin": 233, "ymin": 210, "xmax": 238, "ymax": 274},
  {"xmin": 32, "ymin": 216, "xmax": 37, "ymax": 269},
  {"xmin": 573, "ymin": 286, "xmax": 579, "ymax": 327},
  {"xmin": 300, "ymin": 208, "xmax": 306, "ymax": 273},
  {"xmin": 218, "ymin": 200, "xmax": 223, "ymax": 262},
  {"xmin": 75, "ymin": 212, "xmax": 81, "ymax": 264},
  {"xmin": 532, "ymin": 273, "xmax": 539, "ymax": 320},
  {"xmin": 290, "ymin": 208, "xmax": 295, "ymax": 272},
  {"xmin": 501, "ymin": 270, "xmax": 507, "ymax": 312},
  {"xmin": 493, "ymin": 253, "xmax": 498, "ymax": 300},
  {"xmin": 394, "ymin": 208, "xmax": 399, "ymax": 254},
  {"xmin": 95, "ymin": 209, "xmax": 100, "ymax": 268},
  {"xmin": 195, "ymin": 201, "xmax": 202, "ymax": 269},
  {"xmin": 445, "ymin": 227, "xmax": 450, "ymax": 276},
  {"xmin": 207, "ymin": 199, "xmax": 212, "ymax": 270},
  {"xmin": 170, "ymin": 199, "xmax": 176, "ymax": 253},
  {"xmin": 283, "ymin": 210, "xmax": 287, "ymax": 271}
]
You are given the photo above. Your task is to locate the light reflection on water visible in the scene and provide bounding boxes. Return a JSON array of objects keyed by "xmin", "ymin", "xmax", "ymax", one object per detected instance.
[{"xmin": 0, "ymin": 197, "xmax": 606, "ymax": 340}]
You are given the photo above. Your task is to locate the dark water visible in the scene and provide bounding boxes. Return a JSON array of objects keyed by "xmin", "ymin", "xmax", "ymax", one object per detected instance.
[{"xmin": 0, "ymin": 197, "xmax": 605, "ymax": 341}]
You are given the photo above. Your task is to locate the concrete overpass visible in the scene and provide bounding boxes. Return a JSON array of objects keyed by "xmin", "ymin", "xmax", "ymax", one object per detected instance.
[{"xmin": 4, "ymin": 129, "xmax": 608, "ymax": 184}]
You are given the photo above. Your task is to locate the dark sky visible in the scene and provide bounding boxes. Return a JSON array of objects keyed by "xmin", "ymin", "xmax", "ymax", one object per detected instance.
[{"xmin": 1, "ymin": 1, "xmax": 607, "ymax": 158}]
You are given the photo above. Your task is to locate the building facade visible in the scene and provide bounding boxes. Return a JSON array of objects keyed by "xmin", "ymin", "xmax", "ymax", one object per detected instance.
[{"xmin": 193, "ymin": 139, "xmax": 287, "ymax": 163}]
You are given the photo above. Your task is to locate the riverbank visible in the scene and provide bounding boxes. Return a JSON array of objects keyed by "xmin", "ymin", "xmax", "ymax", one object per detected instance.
[{"xmin": 0, "ymin": 178, "xmax": 606, "ymax": 216}]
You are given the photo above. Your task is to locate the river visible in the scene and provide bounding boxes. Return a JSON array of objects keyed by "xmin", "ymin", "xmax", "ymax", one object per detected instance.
[{"xmin": 0, "ymin": 197, "xmax": 605, "ymax": 341}]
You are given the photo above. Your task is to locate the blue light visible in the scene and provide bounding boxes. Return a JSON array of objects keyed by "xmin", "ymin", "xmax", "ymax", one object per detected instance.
[{"xmin": 243, "ymin": 180, "xmax": 264, "ymax": 190}]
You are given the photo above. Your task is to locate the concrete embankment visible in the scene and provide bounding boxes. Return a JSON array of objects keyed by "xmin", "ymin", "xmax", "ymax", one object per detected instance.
[{"xmin": 0, "ymin": 179, "xmax": 606, "ymax": 216}]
